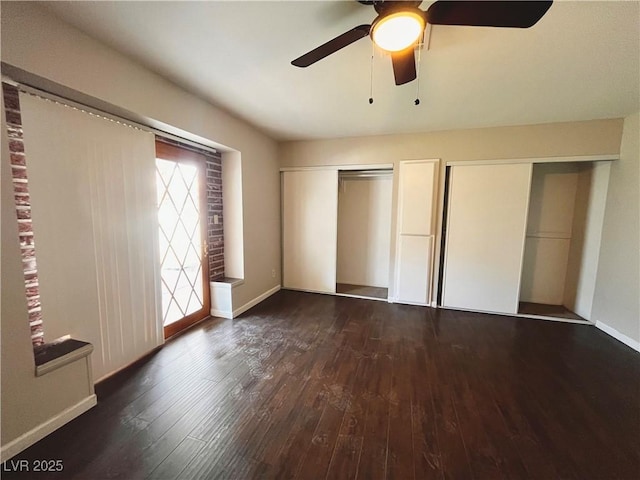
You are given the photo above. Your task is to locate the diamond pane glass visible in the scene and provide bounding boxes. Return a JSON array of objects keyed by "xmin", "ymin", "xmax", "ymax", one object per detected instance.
[{"xmin": 156, "ymin": 158, "xmax": 205, "ymax": 326}]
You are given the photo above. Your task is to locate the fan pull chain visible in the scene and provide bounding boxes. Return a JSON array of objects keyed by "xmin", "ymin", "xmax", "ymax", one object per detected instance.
[
  {"xmin": 369, "ymin": 43, "xmax": 374, "ymax": 104},
  {"xmin": 415, "ymin": 33, "xmax": 423, "ymax": 106}
]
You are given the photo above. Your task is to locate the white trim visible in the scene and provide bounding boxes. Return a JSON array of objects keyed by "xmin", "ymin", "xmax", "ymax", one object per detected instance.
[
  {"xmin": 232, "ymin": 285, "xmax": 281, "ymax": 318},
  {"xmin": 595, "ymin": 321, "xmax": 640, "ymax": 352},
  {"xmin": 446, "ymin": 154, "xmax": 619, "ymax": 167},
  {"xmin": 210, "ymin": 308, "xmax": 233, "ymax": 319},
  {"xmin": 398, "ymin": 158, "xmax": 441, "ymax": 165},
  {"xmin": 0, "ymin": 394, "xmax": 97, "ymax": 463},
  {"xmin": 212, "ymin": 278, "xmax": 244, "ymax": 288},
  {"xmin": 280, "ymin": 163, "xmax": 393, "ymax": 172},
  {"xmin": 35, "ymin": 343, "xmax": 94, "ymax": 377}
]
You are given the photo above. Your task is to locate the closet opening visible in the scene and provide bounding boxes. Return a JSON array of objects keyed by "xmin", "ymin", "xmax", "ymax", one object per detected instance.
[
  {"xmin": 517, "ymin": 161, "xmax": 610, "ymax": 321},
  {"xmin": 336, "ymin": 169, "xmax": 393, "ymax": 301}
]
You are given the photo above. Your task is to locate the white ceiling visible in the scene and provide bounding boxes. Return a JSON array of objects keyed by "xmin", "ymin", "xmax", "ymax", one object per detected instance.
[{"xmin": 40, "ymin": 1, "xmax": 639, "ymax": 141}]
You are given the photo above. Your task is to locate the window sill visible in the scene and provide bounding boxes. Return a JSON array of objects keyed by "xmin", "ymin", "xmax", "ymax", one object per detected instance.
[
  {"xmin": 34, "ymin": 338, "xmax": 93, "ymax": 377},
  {"xmin": 212, "ymin": 277, "xmax": 244, "ymax": 289}
]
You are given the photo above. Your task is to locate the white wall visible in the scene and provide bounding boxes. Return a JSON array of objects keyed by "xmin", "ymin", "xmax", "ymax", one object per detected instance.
[
  {"xmin": 337, "ymin": 176, "xmax": 392, "ymax": 288},
  {"xmin": 0, "ymin": 2, "xmax": 281, "ymax": 313},
  {"xmin": 592, "ymin": 112, "xmax": 640, "ymax": 347},
  {"xmin": 1, "ymin": 95, "xmax": 94, "ymax": 454},
  {"xmin": 0, "ymin": 1, "xmax": 281, "ymax": 451},
  {"xmin": 280, "ymin": 120, "xmax": 624, "ymax": 299}
]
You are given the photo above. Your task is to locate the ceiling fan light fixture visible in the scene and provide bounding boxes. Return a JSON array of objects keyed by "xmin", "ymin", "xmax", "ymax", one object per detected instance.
[{"xmin": 371, "ymin": 9, "xmax": 425, "ymax": 52}]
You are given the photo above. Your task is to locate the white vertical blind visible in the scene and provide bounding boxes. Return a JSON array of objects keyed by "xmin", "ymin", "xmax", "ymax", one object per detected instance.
[{"xmin": 20, "ymin": 93, "xmax": 163, "ymax": 381}]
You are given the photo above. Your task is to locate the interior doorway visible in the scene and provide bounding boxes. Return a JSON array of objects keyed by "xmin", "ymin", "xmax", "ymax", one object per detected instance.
[{"xmin": 155, "ymin": 141, "xmax": 210, "ymax": 338}]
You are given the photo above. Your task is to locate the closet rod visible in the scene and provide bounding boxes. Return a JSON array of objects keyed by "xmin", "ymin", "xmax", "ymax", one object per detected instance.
[{"xmin": 339, "ymin": 169, "xmax": 392, "ymax": 179}]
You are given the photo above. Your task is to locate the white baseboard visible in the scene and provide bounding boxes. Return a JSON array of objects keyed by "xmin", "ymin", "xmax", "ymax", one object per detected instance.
[
  {"xmin": 595, "ymin": 321, "xmax": 640, "ymax": 352},
  {"xmin": 1, "ymin": 394, "xmax": 97, "ymax": 463},
  {"xmin": 210, "ymin": 308, "xmax": 233, "ymax": 319},
  {"xmin": 232, "ymin": 285, "xmax": 281, "ymax": 318}
]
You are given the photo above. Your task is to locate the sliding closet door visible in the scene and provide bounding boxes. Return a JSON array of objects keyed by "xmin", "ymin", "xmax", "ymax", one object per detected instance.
[
  {"xmin": 443, "ymin": 163, "xmax": 532, "ymax": 314},
  {"xmin": 282, "ymin": 169, "xmax": 338, "ymax": 293}
]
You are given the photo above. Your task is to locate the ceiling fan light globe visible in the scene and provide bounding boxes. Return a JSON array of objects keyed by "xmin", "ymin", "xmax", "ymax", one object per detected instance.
[{"xmin": 371, "ymin": 10, "xmax": 425, "ymax": 52}]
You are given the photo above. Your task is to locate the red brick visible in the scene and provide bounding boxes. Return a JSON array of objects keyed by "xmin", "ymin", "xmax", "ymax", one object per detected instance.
[
  {"xmin": 10, "ymin": 152, "xmax": 26, "ymax": 166},
  {"xmin": 5, "ymin": 110, "xmax": 22, "ymax": 127},
  {"xmin": 12, "ymin": 166, "xmax": 27, "ymax": 179},
  {"xmin": 13, "ymin": 182, "xmax": 29, "ymax": 193},
  {"xmin": 18, "ymin": 220, "xmax": 32, "ymax": 233},
  {"xmin": 8, "ymin": 139, "xmax": 24, "ymax": 153}
]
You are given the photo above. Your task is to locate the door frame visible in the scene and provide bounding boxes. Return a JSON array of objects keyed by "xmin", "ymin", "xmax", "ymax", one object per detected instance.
[{"xmin": 156, "ymin": 140, "xmax": 211, "ymax": 339}]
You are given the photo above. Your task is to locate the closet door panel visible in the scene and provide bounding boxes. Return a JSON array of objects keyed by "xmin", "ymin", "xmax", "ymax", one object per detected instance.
[
  {"xmin": 443, "ymin": 163, "xmax": 532, "ymax": 314},
  {"xmin": 396, "ymin": 235, "xmax": 432, "ymax": 304},
  {"xmin": 394, "ymin": 160, "xmax": 438, "ymax": 305},
  {"xmin": 282, "ymin": 170, "xmax": 338, "ymax": 293},
  {"xmin": 399, "ymin": 162, "xmax": 436, "ymax": 235}
]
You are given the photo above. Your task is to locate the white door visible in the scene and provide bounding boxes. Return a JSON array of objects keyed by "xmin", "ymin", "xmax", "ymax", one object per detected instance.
[
  {"xmin": 282, "ymin": 169, "xmax": 338, "ymax": 293},
  {"xmin": 395, "ymin": 160, "xmax": 438, "ymax": 305},
  {"xmin": 442, "ymin": 163, "xmax": 532, "ymax": 314},
  {"xmin": 396, "ymin": 235, "xmax": 433, "ymax": 304}
]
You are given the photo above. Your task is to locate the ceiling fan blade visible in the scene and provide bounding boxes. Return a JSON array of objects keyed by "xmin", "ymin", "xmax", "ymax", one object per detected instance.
[
  {"xmin": 426, "ymin": 1, "xmax": 553, "ymax": 28},
  {"xmin": 292, "ymin": 24, "xmax": 371, "ymax": 67},
  {"xmin": 391, "ymin": 48, "xmax": 417, "ymax": 85}
]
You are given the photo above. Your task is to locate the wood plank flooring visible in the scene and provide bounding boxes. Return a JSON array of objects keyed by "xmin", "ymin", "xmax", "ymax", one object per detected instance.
[
  {"xmin": 336, "ymin": 284, "xmax": 388, "ymax": 300},
  {"xmin": 518, "ymin": 302, "xmax": 586, "ymax": 321},
  {"xmin": 2, "ymin": 290, "xmax": 639, "ymax": 479}
]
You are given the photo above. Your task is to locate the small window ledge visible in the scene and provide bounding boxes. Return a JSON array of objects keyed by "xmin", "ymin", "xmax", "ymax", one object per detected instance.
[
  {"xmin": 210, "ymin": 278, "xmax": 244, "ymax": 319},
  {"xmin": 212, "ymin": 277, "xmax": 244, "ymax": 288},
  {"xmin": 34, "ymin": 338, "xmax": 93, "ymax": 377}
]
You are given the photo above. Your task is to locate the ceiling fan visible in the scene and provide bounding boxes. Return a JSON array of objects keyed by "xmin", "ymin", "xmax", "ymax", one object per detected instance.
[{"xmin": 292, "ymin": 1, "xmax": 553, "ymax": 86}]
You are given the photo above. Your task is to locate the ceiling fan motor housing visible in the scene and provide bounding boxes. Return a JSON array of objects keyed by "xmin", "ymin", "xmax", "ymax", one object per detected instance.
[{"xmin": 370, "ymin": 5, "xmax": 427, "ymax": 52}]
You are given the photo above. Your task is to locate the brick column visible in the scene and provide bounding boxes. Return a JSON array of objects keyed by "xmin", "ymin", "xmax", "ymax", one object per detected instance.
[
  {"xmin": 206, "ymin": 154, "xmax": 224, "ymax": 280},
  {"xmin": 2, "ymin": 83, "xmax": 45, "ymax": 346}
]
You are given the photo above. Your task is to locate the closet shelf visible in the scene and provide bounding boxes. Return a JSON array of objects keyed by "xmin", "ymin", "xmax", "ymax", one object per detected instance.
[{"xmin": 526, "ymin": 231, "xmax": 572, "ymax": 239}]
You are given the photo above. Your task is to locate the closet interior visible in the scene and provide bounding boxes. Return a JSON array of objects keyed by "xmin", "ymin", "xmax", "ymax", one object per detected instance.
[
  {"xmin": 518, "ymin": 161, "xmax": 610, "ymax": 320},
  {"xmin": 441, "ymin": 159, "xmax": 611, "ymax": 322},
  {"xmin": 336, "ymin": 169, "xmax": 393, "ymax": 300}
]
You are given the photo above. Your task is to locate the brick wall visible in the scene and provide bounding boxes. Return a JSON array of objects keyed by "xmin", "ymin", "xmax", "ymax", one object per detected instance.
[
  {"xmin": 206, "ymin": 154, "xmax": 224, "ymax": 281},
  {"xmin": 2, "ymin": 83, "xmax": 45, "ymax": 346}
]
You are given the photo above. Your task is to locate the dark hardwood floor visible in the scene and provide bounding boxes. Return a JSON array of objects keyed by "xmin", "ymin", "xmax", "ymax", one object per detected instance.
[
  {"xmin": 336, "ymin": 283, "xmax": 388, "ymax": 300},
  {"xmin": 3, "ymin": 290, "xmax": 639, "ymax": 479},
  {"xmin": 518, "ymin": 302, "xmax": 586, "ymax": 321}
]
